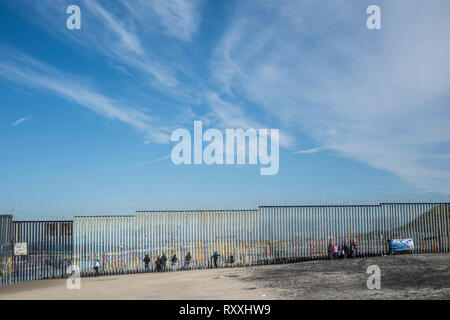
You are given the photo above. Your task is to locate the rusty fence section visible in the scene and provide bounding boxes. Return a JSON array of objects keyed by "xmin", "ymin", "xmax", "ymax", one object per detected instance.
[{"xmin": 72, "ymin": 203, "xmax": 450, "ymax": 276}]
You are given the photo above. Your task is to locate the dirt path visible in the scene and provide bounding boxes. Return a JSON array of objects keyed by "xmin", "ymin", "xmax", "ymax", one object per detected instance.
[{"xmin": 0, "ymin": 253, "xmax": 449, "ymax": 299}]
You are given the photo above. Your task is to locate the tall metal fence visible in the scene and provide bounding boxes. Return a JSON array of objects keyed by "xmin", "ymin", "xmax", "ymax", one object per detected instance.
[
  {"xmin": 0, "ymin": 215, "xmax": 13, "ymax": 286},
  {"xmin": 1, "ymin": 203, "xmax": 449, "ymax": 285},
  {"xmin": 73, "ymin": 215, "xmax": 136, "ymax": 276},
  {"xmin": 73, "ymin": 210, "xmax": 260, "ymax": 276},
  {"xmin": 258, "ymin": 203, "xmax": 450, "ymax": 260},
  {"xmin": 0, "ymin": 220, "xmax": 73, "ymax": 287},
  {"xmin": 72, "ymin": 203, "xmax": 450, "ymax": 276}
]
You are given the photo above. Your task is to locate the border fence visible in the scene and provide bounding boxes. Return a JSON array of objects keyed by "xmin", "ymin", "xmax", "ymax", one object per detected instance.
[
  {"xmin": 0, "ymin": 219, "xmax": 73, "ymax": 287},
  {"xmin": 11, "ymin": 221, "xmax": 73, "ymax": 283},
  {"xmin": 1, "ymin": 203, "xmax": 449, "ymax": 286},
  {"xmin": 0, "ymin": 215, "xmax": 13, "ymax": 286}
]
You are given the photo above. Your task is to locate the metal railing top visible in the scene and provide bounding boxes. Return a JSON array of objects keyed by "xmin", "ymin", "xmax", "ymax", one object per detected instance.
[
  {"xmin": 73, "ymin": 215, "xmax": 136, "ymax": 218},
  {"xmin": 259, "ymin": 202, "xmax": 450, "ymax": 208},
  {"xmin": 136, "ymin": 209, "xmax": 258, "ymax": 213},
  {"xmin": 12, "ymin": 220, "xmax": 74, "ymax": 223}
]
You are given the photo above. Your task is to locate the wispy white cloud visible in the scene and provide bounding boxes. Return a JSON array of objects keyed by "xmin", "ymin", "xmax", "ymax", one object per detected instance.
[
  {"xmin": 211, "ymin": 0, "xmax": 450, "ymax": 191},
  {"xmin": 12, "ymin": 116, "xmax": 32, "ymax": 127},
  {"xmin": 8, "ymin": 0, "xmax": 187, "ymax": 91},
  {"xmin": 294, "ymin": 147, "xmax": 320, "ymax": 154},
  {"xmin": 203, "ymin": 91, "xmax": 262, "ymax": 130},
  {"xmin": 0, "ymin": 48, "xmax": 170, "ymax": 143},
  {"xmin": 202, "ymin": 91, "xmax": 295, "ymax": 149},
  {"xmin": 5, "ymin": 1, "xmax": 270, "ymax": 147},
  {"xmin": 4, "ymin": 0, "xmax": 450, "ymax": 192},
  {"xmin": 134, "ymin": 155, "xmax": 171, "ymax": 167},
  {"xmin": 122, "ymin": 0, "xmax": 203, "ymax": 41},
  {"xmin": 83, "ymin": 0, "xmax": 144, "ymax": 55}
]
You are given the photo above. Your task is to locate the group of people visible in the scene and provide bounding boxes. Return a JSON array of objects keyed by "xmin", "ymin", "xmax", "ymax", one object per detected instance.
[
  {"xmin": 151, "ymin": 253, "xmax": 177, "ymax": 272},
  {"xmin": 92, "ymin": 241, "xmax": 361, "ymax": 276},
  {"xmin": 328, "ymin": 241, "xmax": 357, "ymax": 260},
  {"xmin": 143, "ymin": 252, "xmax": 191, "ymax": 273},
  {"xmin": 141, "ymin": 250, "xmax": 230, "ymax": 273},
  {"xmin": 92, "ymin": 250, "xmax": 230, "ymax": 276}
]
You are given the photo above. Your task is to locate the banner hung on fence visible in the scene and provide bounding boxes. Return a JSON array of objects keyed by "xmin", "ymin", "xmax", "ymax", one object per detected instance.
[{"xmin": 390, "ymin": 239, "xmax": 414, "ymax": 252}]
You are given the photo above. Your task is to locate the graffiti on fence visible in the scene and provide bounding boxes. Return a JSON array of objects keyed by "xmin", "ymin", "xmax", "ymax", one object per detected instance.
[
  {"xmin": 1, "ymin": 203, "xmax": 450, "ymax": 285},
  {"xmin": 72, "ymin": 203, "xmax": 450, "ymax": 276}
]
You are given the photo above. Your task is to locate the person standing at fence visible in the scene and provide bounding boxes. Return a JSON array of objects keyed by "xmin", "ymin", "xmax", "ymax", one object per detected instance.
[
  {"xmin": 229, "ymin": 254, "xmax": 235, "ymax": 267},
  {"xmin": 171, "ymin": 254, "xmax": 178, "ymax": 271},
  {"xmin": 338, "ymin": 246, "xmax": 345, "ymax": 259},
  {"xmin": 351, "ymin": 240, "xmax": 357, "ymax": 258},
  {"xmin": 155, "ymin": 255, "xmax": 161, "ymax": 272},
  {"xmin": 211, "ymin": 251, "xmax": 220, "ymax": 268},
  {"xmin": 93, "ymin": 259, "xmax": 100, "ymax": 276},
  {"xmin": 343, "ymin": 243, "xmax": 348, "ymax": 259},
  {"xmin": 185, "ymin": 252, "xmax": 192, "ymax": 270},
  {"xmin": 347, "ymin": 242, "xmax": 353, "ymax": 258},
  {"xmin": 143, "ymin": 255, "xmax": 151, "ymax": 273},
  {"xmin": 333, "ymin": 245, "xmax": 338, "ymax": 260},
  {"xmin": 161, "ymin": 253, "xmax": 168, "ymax": 272},
  {"xmin": 328, "ymin": 241, "xmax": 334, "ymax": 260}
]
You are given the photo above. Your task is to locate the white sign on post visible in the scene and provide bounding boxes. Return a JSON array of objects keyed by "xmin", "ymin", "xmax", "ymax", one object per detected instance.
[{"xmin": 14, "ymin": 242, "xmax": 27, "ymax": 256}]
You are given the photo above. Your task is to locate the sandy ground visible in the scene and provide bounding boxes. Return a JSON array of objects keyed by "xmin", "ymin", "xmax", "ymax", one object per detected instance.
[{"xmin": 0, "ymin": 253, "xmax": 449, "ymax": 300}]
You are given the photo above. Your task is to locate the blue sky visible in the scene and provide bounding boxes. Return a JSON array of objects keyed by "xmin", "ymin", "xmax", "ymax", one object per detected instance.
[{"xmin": 1, "ymin": 0, "xmax": 449, "ymax": 218}]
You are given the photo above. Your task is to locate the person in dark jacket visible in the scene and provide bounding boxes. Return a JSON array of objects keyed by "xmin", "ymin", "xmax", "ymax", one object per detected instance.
[
  {"xmin": 351, "ymin": 241, "xmax": 357, "ymax": 258},
  {"xmin": 338, "ymin": 246, "xmax": 345, "ymax": 259},
  {"xmin": 161, "ymin": 253, "xmax": 168, "ymax": 272},
  {"xmin": 211, "ymin": 251, "xmax": 220, "ymax": 268},
  {"xmin": 185, "ymin": 252, "xmax": 192, "ymax": 270},
  {"xmin": 327, "ymin": 241, "xmax": 334, "ymax": 260},
  {"xmin": 143, "ymin": 255, "xmax": 150, "ymax": 272},
  {"xmin": 171, "ymin": 254, "xmax": 178, "ymax": 271},
  {"xmin": 155, "ymin": 255, "xmax": 161, "ymax": 272},
  {"xmin": 347, "ymin": 242, "xmax": 353, "ymax": 258},
  {"xmin": 342, "ymin": 243, "xmax": 348, "ymax": 259},
  {"xmin": 229, "ymin": 254, "xmax": 235, "ymax": 267}
]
